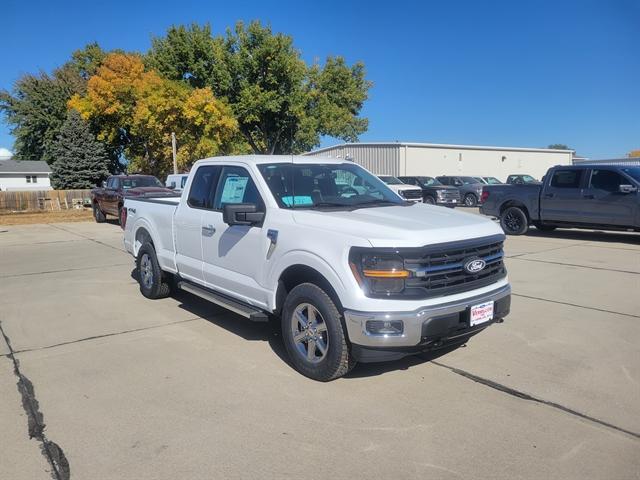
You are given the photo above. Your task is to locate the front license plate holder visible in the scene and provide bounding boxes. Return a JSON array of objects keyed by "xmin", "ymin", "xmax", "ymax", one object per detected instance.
[{"xmin": 469, "ymin": 301, "xmax": 494, "ymax": 326}]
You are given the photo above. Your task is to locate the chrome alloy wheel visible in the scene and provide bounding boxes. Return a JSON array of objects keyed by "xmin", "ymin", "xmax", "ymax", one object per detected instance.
[
  {"xmin": 140, "ymin": 253, "xmax": 154, "ymax": 289},
  {"xmin": 291, "ymin": 303, "xmax": 329, "ymax": 363}
]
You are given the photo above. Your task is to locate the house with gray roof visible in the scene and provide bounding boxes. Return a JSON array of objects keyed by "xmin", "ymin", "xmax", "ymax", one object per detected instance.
[{"xmin": 0, "ymin": 159, "xmax": 52, "ymax": 191}]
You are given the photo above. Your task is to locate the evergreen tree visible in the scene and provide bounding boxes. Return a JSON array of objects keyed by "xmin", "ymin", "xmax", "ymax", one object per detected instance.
[{"xmin": 50, "ymin": 110, "xmax": 110, "ymax": 189}]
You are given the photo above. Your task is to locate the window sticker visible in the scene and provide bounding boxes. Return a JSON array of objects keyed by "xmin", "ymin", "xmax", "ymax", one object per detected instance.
[
  {"xmin": 281, "ymin": 195, "xmax": 313, "ymax": 207},
  {"xmin": 220, "ymin": 176, "xmax": 249, "ymax": 204}
]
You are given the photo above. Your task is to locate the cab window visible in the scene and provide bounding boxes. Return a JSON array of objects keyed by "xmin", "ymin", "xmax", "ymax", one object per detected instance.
[
  {"xmin": 187, "ymin": 166, "xmax": 222, "ymax": 209},
  {"xmin": 550, "ymin": 169, "xmax": 583, "ymax": 188},
  {"xmin": 589, "ymin": 170, "xmax": 625, "ymax": 193},
  {"xmin": 213, "ymin": 166, "xmax": 264, "ymax": 211}
]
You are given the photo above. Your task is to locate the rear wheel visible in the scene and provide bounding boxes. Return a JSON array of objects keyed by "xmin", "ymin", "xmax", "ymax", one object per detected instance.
[
  {"xmin": 463, "ymin": 193, "xmax": 478, "ymax": 207},
  {"xmin": 500, "ymin": 206, "xmax": 529, "ymax": 235},
  {"xmin": 424, "ymin": 195, "xmax": 436, "ymax": 205},
  {"xmin": 136, "ymin": 242, "xmax": 171, "ymax": 299},
  {"xmin": 281, "ymin": 283, "xmax": 354, "ymax": 381},
  {"xmin": 93, "ymin": 204, "xmax": 106, "ymax": 223}
]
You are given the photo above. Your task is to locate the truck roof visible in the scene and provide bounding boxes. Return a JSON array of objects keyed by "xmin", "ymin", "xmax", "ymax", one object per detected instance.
[{"xmin": 193, "ymin": 155, "xmax": 350, "ymax": 167}]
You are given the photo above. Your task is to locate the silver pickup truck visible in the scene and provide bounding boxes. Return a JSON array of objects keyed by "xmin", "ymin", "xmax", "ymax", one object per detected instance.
[{"xmin": 480, "ymin": 164, "xmax": 640, "ymax": 235}]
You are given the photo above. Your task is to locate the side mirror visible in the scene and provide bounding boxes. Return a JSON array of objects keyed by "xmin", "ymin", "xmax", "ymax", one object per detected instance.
[
  {"xmin": 619, "ymin": 184, "xmax": 638, "ymax": 194},
  {"xmin": 102, "ymin": 181, "xmax": 107, "ymax": 188},
  {"xmin": 167, "ymin": 183, "xmax": 176, "ymax": 190},
  {"xmin": 223, "ymin": 203, "xmax": 265, "ymax": 226}
]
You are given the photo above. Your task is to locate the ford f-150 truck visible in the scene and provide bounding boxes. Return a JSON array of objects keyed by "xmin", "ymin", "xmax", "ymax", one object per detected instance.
[
  {"xmin": 123, "ymin": 155, "xmax": 511, "ymax": 381},
  {"xmin": 91, "ymin": 175, "xmax": 176, "ymax": 225},
  {"xmin": 397, "ymin": 175, "xmax": 461, "ymax": 206},
  {"xmin": 480, "ymin": 164, "xmax": 640, "ymax": 235}
]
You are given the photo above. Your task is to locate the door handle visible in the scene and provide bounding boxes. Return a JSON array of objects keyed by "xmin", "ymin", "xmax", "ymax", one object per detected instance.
[
  {"xmin": 544, "ymin": 193, "xmax": 554, "ymax": 198},
  {"xmin": 201, "ymin": 225, "xmax": 216, "ymax": 237},
  {"xmin": 583, "ymin": 194, "xmax": 594, "ymax": 199}
]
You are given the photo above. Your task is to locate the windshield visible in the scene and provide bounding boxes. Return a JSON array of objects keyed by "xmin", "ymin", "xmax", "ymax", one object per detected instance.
[
  {"xmin": 460, "ymin": 176, "xmax": 481, "ymax": 184},
  {"xmin": 484, "ymin": 177, "xmax": 502, "ymax": 184},
  {"xmin": 522, "ymin": 175, "xmax": 537, "ymax": 183},
  {"xmin": 258, "ymin": 163, "xmax": 405, "ymax": 209},
  {"xmin": 416, "ymin": 176, "xmax": 441, "ymax": 186},
  {"xmin": 621, "ymin": 167, "xmax": 640, "ymax": 183},
  {"xmin": 378, "ymin": 175, "xmax": 403, "ymax": 185},
  {"xmin": 122, "ymin": 176, "xmax": 163, "ymax": 189}
]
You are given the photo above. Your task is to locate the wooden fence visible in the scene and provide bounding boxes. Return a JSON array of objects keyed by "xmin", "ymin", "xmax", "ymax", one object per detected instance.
[{"xmin": 0, "ymin": 189, "xmax": 93, "ymax": 212}]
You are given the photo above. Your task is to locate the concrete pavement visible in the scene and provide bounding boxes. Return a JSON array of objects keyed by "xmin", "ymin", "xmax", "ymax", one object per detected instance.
[{"xmin": 0, "ymin": 218, "xmax": 638, "ymax": 479}]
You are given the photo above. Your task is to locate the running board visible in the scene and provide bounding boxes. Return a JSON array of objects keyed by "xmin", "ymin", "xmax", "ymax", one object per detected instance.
[{"xmin": 177, "ymin": 281, "xmax": 269, "ymax": 322}]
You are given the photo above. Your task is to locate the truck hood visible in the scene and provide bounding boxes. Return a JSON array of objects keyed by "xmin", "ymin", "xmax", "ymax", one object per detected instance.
[
  {"xmin": 124, "ymin": 187, "xmax": 177, "ymax": 197},
  {"xmin": 292, "ymin": 204, "xmax": 503, "ymax": 247}
]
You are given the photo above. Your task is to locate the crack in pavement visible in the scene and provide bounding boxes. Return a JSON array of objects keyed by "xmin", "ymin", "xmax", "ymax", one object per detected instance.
[
  {"xmin": 12, "ymin": 315, "xmax": 214, "ymax": 355},
  {"xmin": 47, "ymin": 224, "xmax": 125, "ymax": 253},
  {"xmin": 0, "ymin": 321, "xmax": 70, "ymax": 480},
  {"xmin": 508, "ymin": 257, "xmax": 640, "ymax": 275},
  {"xmin": 512, "ymin": 293, "xmax": 640, "ymax": 319},
  {"xmin": 432, "ymin": 361, "xmax": 640, "ymax": 440},
  {"xmin": 0, "ymin": 262, "xmax": 132, "ymax": 279}
]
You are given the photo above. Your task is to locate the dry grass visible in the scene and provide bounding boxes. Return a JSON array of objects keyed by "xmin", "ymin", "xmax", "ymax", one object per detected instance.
[{"xmin": 0, "ymin": 209, "xmax": 94, "ymax": 225}]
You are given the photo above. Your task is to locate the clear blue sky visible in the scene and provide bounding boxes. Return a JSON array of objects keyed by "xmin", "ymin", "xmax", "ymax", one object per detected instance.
[{"xmin": 2, "ymin": 0, "xmax": 638, "ymax": 158}]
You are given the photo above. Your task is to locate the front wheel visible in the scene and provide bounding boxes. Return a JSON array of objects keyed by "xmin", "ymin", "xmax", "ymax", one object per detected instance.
[
  {"xmin": 463, "ymin": 193, "xmax": 478, "ymax": 207},
  {"xmin": 424, "ymin": 195, "xmax": 436, "ymax": 205},
  {"xmin": 281, "ymin": 283, "xmax": 355, "ymax": 381},
  {"xmin": 500, "ymin": 206, "xmax": 529, "ymax": 235},
  {"xmin": 136, "ymin": 242, "xmax": 171, "ymax": 299}
]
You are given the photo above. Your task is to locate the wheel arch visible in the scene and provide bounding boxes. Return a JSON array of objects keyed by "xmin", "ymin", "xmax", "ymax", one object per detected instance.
[
  {"xmin": 275, "ymin": 264, "xmax": 344, "ymax": 316},
  {"xmin": 500, "ymin": 200, "xmax": 530, "ymax": 220}
]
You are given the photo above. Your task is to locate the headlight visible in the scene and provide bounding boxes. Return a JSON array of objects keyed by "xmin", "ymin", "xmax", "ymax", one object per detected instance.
[
  {"xmin": 349, "ymin": 250, "xmax": 409, "ymax": 295},
  {"xmin": 436, "ymin": 190, "xmax": 445, "ymax": 199}
]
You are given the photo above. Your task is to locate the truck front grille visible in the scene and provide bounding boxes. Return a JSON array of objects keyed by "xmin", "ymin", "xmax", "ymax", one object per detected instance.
[
  {"xmin": 402, "ymin": 235, "xmax": 506, "ymax": 298},
  {"xmin": 439, "ymin": 190, "xmax": 460, "ymax": 201},
  {"xmin": 401, "ymin": 189, "xmax": 423, "ymax": 200}
]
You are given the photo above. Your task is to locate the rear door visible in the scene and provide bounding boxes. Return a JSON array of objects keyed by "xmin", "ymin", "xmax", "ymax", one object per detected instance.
[
  {"xmin": 580, "ymin": 168, "xmax": 638, "ymax": 227},
  {"xmin": 200, "ymin": 165, "xmax": 271, "ymax": 308},
  {"xmin": 174, "ymin": 165, "xmax": 222, "ymax": 283},
  {"xmin": 540, "ymin": 168, "xmax": 586, "ymax": 223}
]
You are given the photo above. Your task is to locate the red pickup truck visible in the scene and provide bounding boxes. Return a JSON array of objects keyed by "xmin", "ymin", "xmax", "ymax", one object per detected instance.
[{"xmin": 91, "ymin": 175, "xmax": 177, "ymax": 224}]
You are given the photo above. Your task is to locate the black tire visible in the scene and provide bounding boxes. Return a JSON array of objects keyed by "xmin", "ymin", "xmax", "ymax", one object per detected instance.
[
  {"xmin": 281, "ymin": 283, "xmax": 355, "ymax": 381},
  {"xmin": 463, "ymin": 193, "xmax": 478, "ymax": 207},
  {"xmin": 136, "ymin": 242, "xmax": 171, "ymax": 299},
  {"xmin": 93, "ymin": 204, "xmax": 106, "ymax": 223},
  {"xmin": 534, "ymin": 223, "xmax": 557, "ymax": 232},
  {"xmin": 424, "ymin": 195, "xmax": 436, "ymax": 205},
  {"xmin": 500, "ymin": 206, "xmax": 529, "ymax": 235}
]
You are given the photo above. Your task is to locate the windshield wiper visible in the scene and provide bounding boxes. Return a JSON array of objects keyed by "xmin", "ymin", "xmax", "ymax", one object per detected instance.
[
  {"xmin": 310, "ymin": 201, "xmax": 351, "ymax": 209},
  {"xmin": 348, "ymin": 200, "xmax": 404, "ymax": 210}
]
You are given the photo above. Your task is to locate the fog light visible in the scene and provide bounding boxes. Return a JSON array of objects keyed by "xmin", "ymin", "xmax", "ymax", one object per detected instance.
[{"xmin": 366, "ymin": 320, "xmax": 404, "ymax": 335}]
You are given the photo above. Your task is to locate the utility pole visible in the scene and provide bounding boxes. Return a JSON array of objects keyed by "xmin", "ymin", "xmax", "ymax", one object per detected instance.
[{"xmin": 171, "ymin": 132, "xmax": 178, "ymax": 174}]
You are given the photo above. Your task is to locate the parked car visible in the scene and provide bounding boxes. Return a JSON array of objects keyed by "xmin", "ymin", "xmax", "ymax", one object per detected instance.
[
  {"xmin": 123, "ymin": 155, "xmax": 511, "ymax": 381},
  {"xmin": 506, "ymin": 174, "xmax": 540, "ymax": 185},
  {"xmin": 377, "ymin": 175, "xmax": 423, "ymax": 202},
  {"xmin": 480, "ymin": 164, "xmax": 640, "ymax": 235},
  {"xmin": 91, "ymin": 174, "xmax": 176, "ymax": 225},
  {"xmin": 165, "ymin": 173, "xmax": 189, "ymax": 192},
  {"xmin": 436, "ymin": 176, "xmax": 485, "ymax": 207},
  {"xmin": 397, "ymin": 175, "xmax": 460, "ymax": 206},
  {"xmin": 483, "ymin": 176, "xmax": 503, "ymax": 185}
]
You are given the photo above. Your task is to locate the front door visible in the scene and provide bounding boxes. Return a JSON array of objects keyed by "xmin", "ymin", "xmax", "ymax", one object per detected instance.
[
  {"xmin": 540, "ymin": 168, "xmax": 586, "ymax": 222},
  {"xmin": 580, "ymin": 169, "xmax": 639, "ymax": 227},
  {"xmin": 201, "ymin": 165, "xmax": 271, "ymax": 308}
]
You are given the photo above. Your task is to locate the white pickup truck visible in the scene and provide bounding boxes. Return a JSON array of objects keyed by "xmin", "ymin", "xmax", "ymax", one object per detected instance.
[{"xmin": 123, "ymin": 155, "xmax": 511, "ymax": 381}]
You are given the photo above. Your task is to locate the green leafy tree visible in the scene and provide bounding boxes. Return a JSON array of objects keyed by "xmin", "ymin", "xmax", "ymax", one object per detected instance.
[
  {"xmin": 547, "ymin": 144, "xmax": 570, "ymax": 150},
  {"xmin": 149, "ymin": 21, "xmax": 371, "ymax": 154},
  {"xmin": 0, "ymin": 43, "xmax": 108, "ymax": 164},
  {"xmin": 49, "ymin": 110, "xmax": 110, "ymax": 189}
]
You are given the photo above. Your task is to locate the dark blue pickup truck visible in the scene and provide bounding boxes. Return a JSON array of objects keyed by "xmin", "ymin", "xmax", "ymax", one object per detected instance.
[{"xmin": 479, "ymin": 164, "xmax": 640, "ymax": 235}]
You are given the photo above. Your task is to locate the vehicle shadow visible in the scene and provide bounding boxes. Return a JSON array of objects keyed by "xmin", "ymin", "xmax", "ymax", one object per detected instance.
[
  {"xmin": 525, "ymin": 227, "xmax": 640, "ymax": 244},
  {"xmin": 130, "ymin": 267, "xmax": 468, "ymax": 378}
]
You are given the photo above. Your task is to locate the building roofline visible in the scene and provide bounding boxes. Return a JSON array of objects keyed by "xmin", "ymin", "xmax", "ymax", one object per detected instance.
[{"xmin": 309, "ymin": 142, "xmax": 575, "ymax": 155}]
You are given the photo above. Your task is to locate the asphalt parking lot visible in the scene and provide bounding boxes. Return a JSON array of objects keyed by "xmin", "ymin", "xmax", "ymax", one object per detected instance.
[{"xmin": 1, "ymin": 212, "xmax": 639, "ymax": 480}]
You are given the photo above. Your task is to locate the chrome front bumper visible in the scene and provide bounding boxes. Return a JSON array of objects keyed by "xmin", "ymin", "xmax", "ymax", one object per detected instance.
[{"xmin": 344, "ymin": 284, "xmax": 511, "ymax": 348}]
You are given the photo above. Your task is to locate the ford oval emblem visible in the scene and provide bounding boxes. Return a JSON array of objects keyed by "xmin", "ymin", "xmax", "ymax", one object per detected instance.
[{"xmin": 464, "ymin": 258, "xmax": 486, "ymax": 274}]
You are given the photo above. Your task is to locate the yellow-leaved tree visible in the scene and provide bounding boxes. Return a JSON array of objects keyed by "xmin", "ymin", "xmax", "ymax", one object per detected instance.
[{"xmin": 69, "ymin": 52, "xmax": 245, "ymax": 176}]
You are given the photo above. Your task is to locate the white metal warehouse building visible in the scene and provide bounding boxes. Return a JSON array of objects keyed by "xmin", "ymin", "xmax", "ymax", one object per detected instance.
[{"xmin": 307, "ymin": 142, "xmax": 574, "ymax": 181}]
